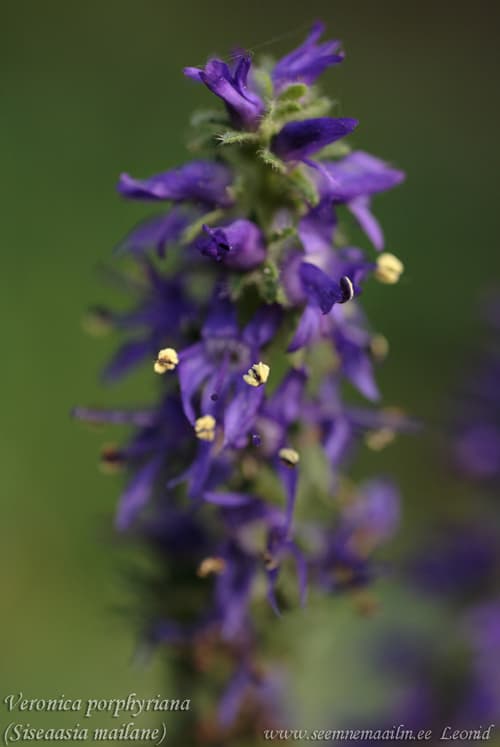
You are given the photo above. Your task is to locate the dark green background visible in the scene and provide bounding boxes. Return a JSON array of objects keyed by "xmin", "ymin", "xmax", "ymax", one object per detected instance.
[{"xmin": 2, "ymin": 0, "xmax": 499, "ymax": 739}]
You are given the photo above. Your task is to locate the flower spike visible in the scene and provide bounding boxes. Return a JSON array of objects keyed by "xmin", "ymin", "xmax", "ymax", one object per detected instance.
[{"xmin": 76, "ymin": 20, "xmax": 407, "ymax": 739}]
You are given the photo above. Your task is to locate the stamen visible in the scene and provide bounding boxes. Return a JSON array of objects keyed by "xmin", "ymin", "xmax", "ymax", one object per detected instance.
[
  {"xmin": 154, "ymin": 347, "xmax": 179, "ymax": 374},
  {"xmin": 243, "ymin": 361, "xmax": 270, "ymax": 387},
  {"xmin": 278, "ymin": 447, "xmax": 300, "ymax": 467},
  {"xmin": 197, "ymin": 556, "xmax": 226, "ymax": 577},
  {"xmin": 194, "ymin": 414, "xmax": 216, "ymax": 442},
  {"xmin": 365, "ymin": 427, "xmax": 396, "ymax": 451},
  {"xmin": 375, "ymin": 253, "xmax": 404, "ymax": 284},
  {"xmin": 339, "ymin": 275, "xmax": 354, "ymax": 303},
  {"xmin": 369, "ymin": 334, "xmax": 389, "ymax": 361},
  {"xmin": 333, "ymin": 565, "xmax": 355, "ymax": 585},
  {"xmin": 352, "ymin": 590, "xmax": 379, "ymax": 617},
  {"xmin": 99, "ymin": 443, "xmax": 124, "ymax": 474},
  {"xmin": 82, "ymin": 306, "xmax": 114, "ymax": 337},
  {"xmin": 263, "ymin": 551, "xmax": 279, "ymax": 571}
]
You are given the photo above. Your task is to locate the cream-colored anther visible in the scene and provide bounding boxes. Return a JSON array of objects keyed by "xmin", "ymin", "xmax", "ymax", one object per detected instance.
[
  {"xmin": 278, "ymin": 447, "xmax": 300, "ymax": 467},
  {"xmin": 370, "ymin": 334, "xmax": 389, "ymax": 361},
  {"xmin": 263, "ymin": 551, "xmax": 280, "ymax": 571},
  {"xmin": 82, "ymin": 308, "xmax": 113, "ymax": 337},
  {"xmin": 365, "ymin": 427, "xmax": 396, "ymax": 451},
  {"xmin": 99, "ymin": 443, "xmax": 124, "ymax": 475},
  {"xmin": 375, "ymin": 253, "xmax": 404, "ymax": 284},
  {"xmin": 243, "ymin": 361, "xmax": 270, "ymax": 387},
  {"xmin": 194, "ymin": 414, "xmax": 216, "ymax": 442},
  {"xmin": 197, "ymin": 557, "xmax": 226, "ymax": 578},
  {"xmin": 154, "ymin": 347, "xmax": 179, "ymax": 374}
]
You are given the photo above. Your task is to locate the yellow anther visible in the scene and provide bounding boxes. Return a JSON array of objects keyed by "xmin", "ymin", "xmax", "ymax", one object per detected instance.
[
  {"xmin": 99, "ymin": 443, "xmax": 124, "ymax": 475},
  {"xmin": 241, "ymin": 456, "xmax": 259, "ymax": 479},
  {"xmin": 278, "ymin": 447, "xmax": 300, "ymax": 467},
  {"xmin": 263, "ymin": 551, "xmax": 279, "ymax": 571},
  {"xmin": 332, "ymin": 566, "xmax": 355, "ymax": 585},
  {"xmin": 364, "ymin": 427, "xmax": 396, "ymax": 451},
  {"xmin": 243, "ymin": 361, "xmax": 270, "ymax": 387},
  {"xmin": 154, "ymin": 347, "xmax": 179, "ymax": 374},
  {"xmin": 194, "ymin": 414, "xmax": 216, "ymax": 442},
  {"xmin": 375, "ymin": 253, "xmax": 404, "ymax": 284},
  {"xmin": 197, "ymin": 557, "xmax": 226, "ymax": 578},
  {"xmin": 352, "ymin": 590, "xmax": 379, "ymax": 618},
  {"xmin": 82, "ymin": 307, "xmax": 113, "ymax": 337},
  {"xmin": 369, "ymin": 334, "xmax": 389, "ymax": 361}
]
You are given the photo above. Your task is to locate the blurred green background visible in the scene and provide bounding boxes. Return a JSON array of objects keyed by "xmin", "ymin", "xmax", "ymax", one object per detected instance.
[{"xmin": 2, "ymin": 0, "xmax": 500, "ymax": 741}]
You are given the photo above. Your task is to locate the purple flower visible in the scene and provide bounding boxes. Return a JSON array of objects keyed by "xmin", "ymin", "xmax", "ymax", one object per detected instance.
[
  {"xmin": 282, "ymin": 245, "xmax": 373, "ymax": 308},
  {"xmin": 316, "ymin": 381, "xmax": 416, "ymax": 474},
  {"xmin": 333, "ymin": 319, "xmax": 381, "ymax": 401},
  {"xmin": 196, "ymin": 219, "xmax": 266, "ymax": 270},
  {"xmin": 321, "ymin": 151, "xmax": 405, "ymax": 202},
  {"xmin": 257, "ymin": 368, "xmax": 308, "ymax": 458},
  {"xmin": 310, "ymin": 480, "xmax": 400, "ymax": 596},
  {"xmin": 343, "ymin": 479, "xmax": 401, "ymax": 545},
  {"xmin": 409, "ymin": 525, "xmax": 498, "ymax": 597},
  {"xmin": 452, "ymin": 315, "xmax": 500, "ymax": 485},
  {"xmin": 118, "ymin": 160, "xmax": 233, "ymax": 207},
  {"xmin": 184, "ymin": 54, "xmax": 264, "ymax": 131},
  {"xmin": 205, "ymin": 490, "xmax": 305, "ymax": 617},
  {"xmin": 114, "ymin": 207, "xmax": 193, "ymax": 258},
  {"xmin": 299, "ymin": 261, "xmax": 357, "ymax": 314},
  {"xmin": 217, "ymin": 664, "xmax": 252, "ymax": 728},
  {"xmin": 100, "ymin": 262, "xmax": 192, "ymax": 382},
  {"xmin": 316, "ymin": 151, "xmax": 405, "ymax": 249},
  {"xmin": 283, "ymin": 249, "xmax": 380, "ymax": 401},
  {"xmin": 213, "ymin": 540, "xmax": 257, "ymax": 640},
  {"xmin": 464, "ymin": 602, "xmax": 500, "ymax": 721},
  {"xmin": 297, "ymin": 199, "xmax": 337, "ymax": 257},
  {"xmin": 290, "ymin": 305, "xmax": 379, "ymax": 401},
  {"xmin": 272, "ymin": 117, "xmax": 358, "ymax": 163},
  {"xmin": 313, "ymin": 526, "xmax": 374, "ymax": 593},
  {"xmin": 272, "ymin": 21, "xmax": 344, "ymax": 92},
  {"xmin": 223, "ymin": 381, "xmax": 265, "ymax": 449},
  {"xmin": 455, "ymin": 423, "xmax": 500, "ymax": 480},
  {"xmin": 74, "ymin": 396, "xmax": 191, "ymax": 530},
  {"xmin": 218, "ymin": 663, "xmax": 285, "ymax": 731},
  {"xmin": 177, "ymin": 298, "xmax": 281, "ymax": 446}
]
